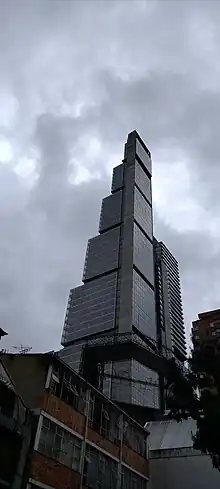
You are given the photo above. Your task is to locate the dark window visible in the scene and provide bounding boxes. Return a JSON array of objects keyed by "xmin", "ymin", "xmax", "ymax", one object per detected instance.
[
  {"xmin": 84, "ymin": 445, "xmax": 117, "ymax": 489},
  {"xmin": 135, "ymin": 160, "xmax": 151, "ymax": 203},
  {"xmin": 123, "ymin": 419, "xmax": 147, "ymax": 457},
  {"xmin": 133, "ymin": 270, "xmax": 156, "ymax": 340},
  {"xmin": 49, "ymin": 367, "xmax": 86, "ymax": 414},
  {"xmin": 121, "ymin": 466, "xmax": 146, "ymax": 489},
  {"xmin": 133, "ymin": 223, "xmax": 154, "ymax": 286},
  {"xmin": 38, "ymin": 417, "xmax": 81, "ymax": 471}
]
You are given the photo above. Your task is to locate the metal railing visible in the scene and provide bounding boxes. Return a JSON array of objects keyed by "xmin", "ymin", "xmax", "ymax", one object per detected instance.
[{"xmin": 85, "ymin": 331, "xmax": 174, "ymax": 361}]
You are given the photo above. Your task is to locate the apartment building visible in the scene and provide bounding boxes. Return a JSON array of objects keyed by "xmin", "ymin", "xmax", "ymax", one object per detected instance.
[
  {"xmin": 2, "ymin": 352, "xmax": 149, "ymax": 489},
  {"xmin": 192, "ymin": 308, "xmax": 220, "ymax": 349}
]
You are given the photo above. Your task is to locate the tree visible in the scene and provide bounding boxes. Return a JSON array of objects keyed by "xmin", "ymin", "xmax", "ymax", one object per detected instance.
[{"xmin": 166, "ymin": 340, "xmax": 220, "ymax": 470}]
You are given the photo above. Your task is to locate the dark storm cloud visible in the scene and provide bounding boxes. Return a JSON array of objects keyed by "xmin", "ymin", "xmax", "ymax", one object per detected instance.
[
  {"xmin": 0, "ymin": 112, "xmax": 109, "ymax": 351},
  {"xmin": 0, "ymin": 0, "xmax": 220, "ymax": 352}
]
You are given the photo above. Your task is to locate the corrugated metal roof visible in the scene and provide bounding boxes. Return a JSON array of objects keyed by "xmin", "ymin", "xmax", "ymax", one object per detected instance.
[{"xmin": 146, "ymin": 418, "xmax": 197, "ymax": 451}]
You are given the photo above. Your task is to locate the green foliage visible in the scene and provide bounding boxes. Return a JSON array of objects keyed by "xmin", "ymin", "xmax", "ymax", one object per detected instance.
[{"xmin": 166, "ymin": 343, "xmax": 220, "ymax": 470}]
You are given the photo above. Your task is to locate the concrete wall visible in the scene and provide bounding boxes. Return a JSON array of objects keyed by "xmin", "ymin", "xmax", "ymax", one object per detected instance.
[
  {"xmin": 149, "ymin": 452, "xmax": 220, "ymax": 489},
  {"xmin": 3, "ymin": 355, "xmax": 47, "ymax": 409}
]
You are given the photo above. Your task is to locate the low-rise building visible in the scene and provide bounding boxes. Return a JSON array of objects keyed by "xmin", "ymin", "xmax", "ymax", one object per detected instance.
[
  {"xmin": 147, "ymin": 418, "xmax": 220, "ymax": 489},
  {"xmin": 2, "ymin": 352, "xmax": 149, "ymax": 489}
]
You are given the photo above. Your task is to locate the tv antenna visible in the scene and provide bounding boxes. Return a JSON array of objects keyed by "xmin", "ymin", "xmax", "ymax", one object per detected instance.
[{"xmin": 12, "ymin": 344, "xmax": 32, "ymax": 354}]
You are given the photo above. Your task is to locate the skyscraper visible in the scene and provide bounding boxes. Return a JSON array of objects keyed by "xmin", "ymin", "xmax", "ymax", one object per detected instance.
[
  {"xmin": 60, "ymin": 131, "xmax": 186, "ymax": 414},
  {"xmin": 154, "ymin": 239, "xmax": 186, "ymax": 361},
  {"xmin": 60, "ymin": 130, "xmax": 160, "ymax": 410}
]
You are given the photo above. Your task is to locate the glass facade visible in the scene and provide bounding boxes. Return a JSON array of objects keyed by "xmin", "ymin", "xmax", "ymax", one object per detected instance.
[
  {"xmin": 83, "ymin": 227, "xmax": 120, "ymax": 281},
  {"xmin": 133, "ymin": 223, "xmax": 154, "ymax": 287},
  {"xmin": 61, "ymin": 131, "xmax": 159, "ymax": 411},
  {"xmin": 133, "ymin": 269, "xmax": 156, "ymax": 340},
  {"xmin": 59, "ymin": 340, "xmax": 84, "ymax": 371},
  {"xmin": 135, "ymin": 160, "xmax": 152, "ymax": 203},
  {"xmin": 62, "ymin": 272, "xmax": 117, "ymax": 345},
  {"xmin": 111, "ymin": 360, "xmax": 132, "ymax": 404},
  {"xmin": 136, "ymin": 137, "xmax": 152, "ymax": 175},
  {"xmin": 111, "ymin": 163, "xmax": 124, "ymax": 193},
  {"xmin": 134, "ymin": 187, "xmax": 153, "ymax": 240},
  {"xmin": 131, "ymin": 361, "xmax": 160, "ymax": 409},
  {"xmin": 99, "ymin": 190, "xmax": 122, "ymax": 233}
]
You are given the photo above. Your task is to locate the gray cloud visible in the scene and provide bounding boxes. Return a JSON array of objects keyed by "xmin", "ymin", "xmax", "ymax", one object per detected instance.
[{"xmin": 0, "ymin": 0, "xmax": 220, "ymax": 352}]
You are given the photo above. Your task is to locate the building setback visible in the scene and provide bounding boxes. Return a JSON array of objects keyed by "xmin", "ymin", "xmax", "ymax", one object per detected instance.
[{"xmin": 2, "ymin": 352, "xmax": 149, "ymax": 489}]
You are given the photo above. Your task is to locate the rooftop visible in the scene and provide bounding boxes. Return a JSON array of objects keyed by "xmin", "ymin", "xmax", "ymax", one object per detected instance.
[
  {"xmin": 198, "ymin": 308, "xmax": 220, "ymax": 319},
  {"xmin": 146, "ymin": 418, "xmax": 196, "ymax": 451}
]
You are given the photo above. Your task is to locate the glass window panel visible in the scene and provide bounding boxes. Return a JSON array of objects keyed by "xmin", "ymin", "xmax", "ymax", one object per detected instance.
[
  {"xmin": 63, "ymin": 272, "xmax": 118, "ymax": 344},
  {"xmin": 133, "ymin": 269, "xmax": 156, "ymax": 340},
  {"xmin": 38, "ymin": 417, "xmax": 82, "ymax": 472},
  {"xmin": 133, "ymin": 223, "xmax": 154, "ymax": 286},
  {"xmin": 84, "ymin": 445, "xmax": 117, "ymax": 489},
  {"xmin": 134, "ymin": 188, "xmax": 152, "ymax": 239},
  {"xmin": 131, "ymin": 360, "xmax": 160, "ymax": 409},
  {"xmin": 136, "ymin": 138, "xmax": 152, "ymax": 175},
  {"xmin": 121, "ymin": 466, "xmax": 147, "ymax": 489},
  {"xmin": 135, "ymin": 160, "xmax": 151, "ymax": 203}
]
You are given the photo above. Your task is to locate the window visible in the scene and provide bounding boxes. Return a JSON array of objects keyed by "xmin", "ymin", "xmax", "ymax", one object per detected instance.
[
  {"xmin": 121, "ymin": 467, "xmax": 146, "ymax": 489},
  {"xmin": 88, "ymin": 393, "xmax": 95, "ymax": 426},
  {"xmin": 38, "ymin": 417, "xmax": 82, "ymax": 472},
  {"xmin": 122, "ymin": 418, "xmax": 147, "ymax": 457},
  {"xmin": 49, "ymin": 366, "xmax": 86, "ymax": 414},
  {"xmin": 84, "ymin": 445, "xmax": 117, "ymax": 489},
  {"xmin": 136, "ymin": 138, "xmax": 151, "ymax": 175},
  {"xmin": 133, "ymin": 223, "xmax": 154, "ymax": 286},
  {"xmin": 133, "ymin": 269, "xmax": 156, "ymax": 340},
  {"xmin": 100, "ymin": 406, "xmax": 110, "ymax": 437},
  {"xmin": 135, "ymin": 161, "xmax": 151, "ymax": 203},
  {"xmin": 61, "ymin": 372, "xmax": 79, "ymax": 410},
  {"xmin": 211, "ymin": 320, "xmax": 220, "ymax": 329},
  {"xmin": 134, "ymin": 187, "xmax": 152, "ymax": 239}
]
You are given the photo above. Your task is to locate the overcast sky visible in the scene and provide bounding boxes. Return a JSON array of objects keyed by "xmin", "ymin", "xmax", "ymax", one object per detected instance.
[{"xmin": 1, "ymin": 0, "xmax": 220, "ymax": 353}]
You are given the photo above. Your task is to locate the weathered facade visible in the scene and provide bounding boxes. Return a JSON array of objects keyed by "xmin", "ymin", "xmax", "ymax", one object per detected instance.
[
  {"xmin": 192, "ymin": 308, "xmax": 220, "ymax": 348},
  {"xmin": 3, "ymin": 352, "xmax": 149, "ymax": 489},
  {"xmin": 0, "ymin": 358, "xmax": 31, "ymax": 489}
]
